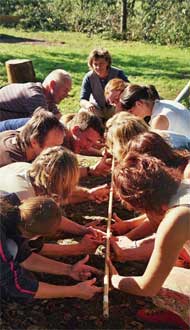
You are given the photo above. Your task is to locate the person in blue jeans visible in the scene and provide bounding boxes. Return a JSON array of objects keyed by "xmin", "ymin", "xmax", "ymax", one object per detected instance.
[{"xmin": 0, "ymin": 117, "xmax": 29, "ymax": 132}]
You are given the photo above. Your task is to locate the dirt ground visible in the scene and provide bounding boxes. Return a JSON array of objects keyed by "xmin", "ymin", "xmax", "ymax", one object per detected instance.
[{"xmin": 1, "ymin": 172, "xmax": 179, "ymax": 330}]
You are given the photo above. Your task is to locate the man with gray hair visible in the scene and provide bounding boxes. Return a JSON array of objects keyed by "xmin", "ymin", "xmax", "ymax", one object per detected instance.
[{"xmin": 0, "ymin": 69, "xmax": 72, "ymax": 121}]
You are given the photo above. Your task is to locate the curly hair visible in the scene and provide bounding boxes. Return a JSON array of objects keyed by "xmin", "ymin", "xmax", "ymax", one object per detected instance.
[
  {"xmin": 114, "ymin": 152, "xmax": 181, "ymax": 213},
  {"xmin": 29, "ymin": 146, "xmax": 79, "ymax": 201},
  {"xmin": 127, "ymin": 131, "xmax": 190, "ymax": 170}
]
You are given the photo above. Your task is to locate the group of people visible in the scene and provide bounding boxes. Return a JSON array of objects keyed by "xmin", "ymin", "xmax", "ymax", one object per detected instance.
[{"xmin": 0, "ymin": 47, "xmax": 190, "ymax": 328}]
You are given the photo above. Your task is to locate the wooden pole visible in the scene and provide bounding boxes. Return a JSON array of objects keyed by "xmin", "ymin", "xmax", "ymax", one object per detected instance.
[
  {"xmin": 103, "ymin": 157, "xmax": 115, "ymax": 318},
  {"xmin": 5, "ymin": 59, "xmax": 36, "ymax": 83}
]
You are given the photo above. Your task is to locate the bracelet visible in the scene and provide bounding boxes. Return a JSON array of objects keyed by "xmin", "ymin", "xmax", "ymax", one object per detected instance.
[{"xmin": 86, "ymin": 166, "xmax": 93, "ymax": 176}]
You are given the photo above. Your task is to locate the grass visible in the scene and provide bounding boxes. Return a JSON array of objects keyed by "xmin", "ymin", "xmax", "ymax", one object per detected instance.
[{"xmin": 0, "ymin": 27, "xmax": 190, "ymax": 114}]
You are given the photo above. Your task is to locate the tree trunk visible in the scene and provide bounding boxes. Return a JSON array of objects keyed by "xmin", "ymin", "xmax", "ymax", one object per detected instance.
[
  {"xmin": 120, "ymin": 0, "xmax": 127, "ymax": 39},
  {"xmin": 5, "ymin": 59, "xmax": 36, "ymax": 84}
]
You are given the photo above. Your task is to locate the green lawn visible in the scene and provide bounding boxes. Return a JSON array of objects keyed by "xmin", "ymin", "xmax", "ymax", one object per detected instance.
[{"xmin": 0, "ymin": 27, "xmax": 190, "ymax": 114}]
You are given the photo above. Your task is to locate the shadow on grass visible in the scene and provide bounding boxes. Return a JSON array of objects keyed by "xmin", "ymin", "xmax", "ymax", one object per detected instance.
[
  {"xmin": 0, "ymin": 49, "xmax": 189, "ymax": 83},
  {"xmin": 0, "ymin": 34, "xmax": 46, "ymax": 43}
]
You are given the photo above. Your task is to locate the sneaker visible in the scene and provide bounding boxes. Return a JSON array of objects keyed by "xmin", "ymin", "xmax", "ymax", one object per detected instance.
[{"xmin": 136, "ymin": 308, "xmax": 189, "ymax": 329}]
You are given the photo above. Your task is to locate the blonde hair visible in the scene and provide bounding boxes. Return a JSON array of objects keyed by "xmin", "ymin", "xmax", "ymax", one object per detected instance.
[
  {"xmin": 19, "ymin": 196, "xmax": 62, "ymax": 236},
  {"xmin": 29, "ymin": 146, "xmax": 79, "ymax": 201},
  {"xmin": 105, "ymin": 112, "xmax": 149, "ymax": 160},
  {"xmin": 104, "ymin": 78, "xmax": 128, "ymax": 98}
]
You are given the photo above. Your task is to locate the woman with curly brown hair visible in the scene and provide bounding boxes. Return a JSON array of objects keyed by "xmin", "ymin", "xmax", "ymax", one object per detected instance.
[
  {"xmin": 109, "ymin": 131, "xmax": 190, "ymax": 264},
  {"xmin": 109, "ymin": 152, "xmax": 190, "ymax": 328}
]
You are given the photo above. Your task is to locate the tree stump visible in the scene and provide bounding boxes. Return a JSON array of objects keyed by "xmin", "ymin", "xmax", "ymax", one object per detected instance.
[{"xmin": 5, "ymin": 59, "xmax": 36, "ymax": 83}]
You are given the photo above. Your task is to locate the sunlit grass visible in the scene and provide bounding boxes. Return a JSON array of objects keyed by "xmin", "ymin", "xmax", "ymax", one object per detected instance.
[{"xmin": 0, "ymin": 27, "xmax": 189, "ymax": 114}]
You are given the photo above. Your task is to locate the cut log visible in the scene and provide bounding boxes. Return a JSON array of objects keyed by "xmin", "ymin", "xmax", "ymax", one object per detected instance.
[{"xmin": 5, "ymin": 59, "xmax": 36, "ymax": 83}]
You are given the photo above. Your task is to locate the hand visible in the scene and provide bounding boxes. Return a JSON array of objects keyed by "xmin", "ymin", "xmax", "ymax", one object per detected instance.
[
  {"xmin": 89, "ymin": 184, "xmax": 109, "ymax": 203},
  {"xmin": 79, "ymin": 233, "xmax": 105, "ymax": 254},
  {"xmin": 70, "ymin": 255, "xmax": 102, "ymax": 281},
  {"xmin": 111, "ymin": 213, "xmax": 130, "ymax": 235},
  {"xmin": 110, "ymin": 237, "xmax": 129, "ymax": 262},
  {"xmin": 74, "ymin": 278, "xmax": 103, "ymax": 300},
  {"xmin": 86, "ymin": 226, "xmax": 107, "ymax": 237},
  {"xmin": 91, "ymin": 150, "xmax": 112, "ymax": 176},
  {"xmin": 88, "ymin": 104, "xmax": 98, "ymax": 114},
  {"xmin": 85, "ymin": 218, "xmax": 113, "ymax": 233},
  {"xmin": 86, "ymin": 221, "xmax": 107, "ymax": 233}
]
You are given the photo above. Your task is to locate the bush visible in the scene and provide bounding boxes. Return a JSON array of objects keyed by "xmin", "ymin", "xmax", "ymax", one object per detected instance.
[{"xmin": 1, "ymin": 0, "xmax": 190, "ymax": 47}]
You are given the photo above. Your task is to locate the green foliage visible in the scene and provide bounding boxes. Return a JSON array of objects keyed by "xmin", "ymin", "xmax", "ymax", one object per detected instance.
[
  {"xmin": 15, "ymin": 0, "xmax": 68, "ymax": 30},
  {"xmin": 0, "ymin": 0, "xmax": 190, "ymax": 46},
  {"xmin": 57, "ymin": 0, "xmax": 120, "ymax": 36},
  {"xmin": 140, "ymin": 0, "xmax": 190, "ymax": 46},
  {"xmin": 0, "ymin": 0, "xmax": 19, "ymax": 15}
]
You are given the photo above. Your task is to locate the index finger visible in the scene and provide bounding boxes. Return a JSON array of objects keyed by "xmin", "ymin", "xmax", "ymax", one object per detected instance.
[
  {"xmin": 85, "ymin": 265, "xmax": 104, "ymax": 276},
  {"xmin": 93, "ymin": 286, "xmax": 103, "ymax": 293}
]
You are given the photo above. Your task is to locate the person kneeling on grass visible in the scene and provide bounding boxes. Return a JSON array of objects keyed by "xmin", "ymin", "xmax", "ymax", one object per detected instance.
[{"xmin": 0, "ymin": 195, "xmax": 102, "ymax": 301}]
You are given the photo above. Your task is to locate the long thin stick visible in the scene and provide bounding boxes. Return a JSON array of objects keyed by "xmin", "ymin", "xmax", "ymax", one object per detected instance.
[{"xmin": 103, "ymin": 157, "xmax": 115, "ymax": 318}]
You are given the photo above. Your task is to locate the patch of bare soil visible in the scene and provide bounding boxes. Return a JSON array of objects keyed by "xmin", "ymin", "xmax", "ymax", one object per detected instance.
[{"xmin": 1, "ymin": 175, "xmax": 175, "ymax": 330}]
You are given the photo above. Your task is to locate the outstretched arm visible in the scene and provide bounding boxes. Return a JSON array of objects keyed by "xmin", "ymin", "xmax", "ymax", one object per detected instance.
[
  {"xmin": 35, "ymin": 278, "xmax": 102, "ymax": 299},
  {"xmin": 40, "ymin": 233, "xmax": 104, "ymax": 256},
  {"xmin": 21, "ymin": 252, "xmax": 71, "ymax": 275},
  {"xmin": 111, "ymin": 213, "xmax": 148, "ymax": 235},
  {"xmin": 58, "ymin": 215, "xmax": 90, "ymax": 236},
  {"xmin": 110, "ymin": 207, "xmax": 189, "ymax": 297},
  {"xmin": 21, "ymin": 253, "xmax": 101, "ymax": 281},
  {"xmin": 67, "ymin": 184, "xmax": 109, "ymax": 205},
  {"xmin": 127, "ymin": 217, "xmax": 156, "ymax": 240}
]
